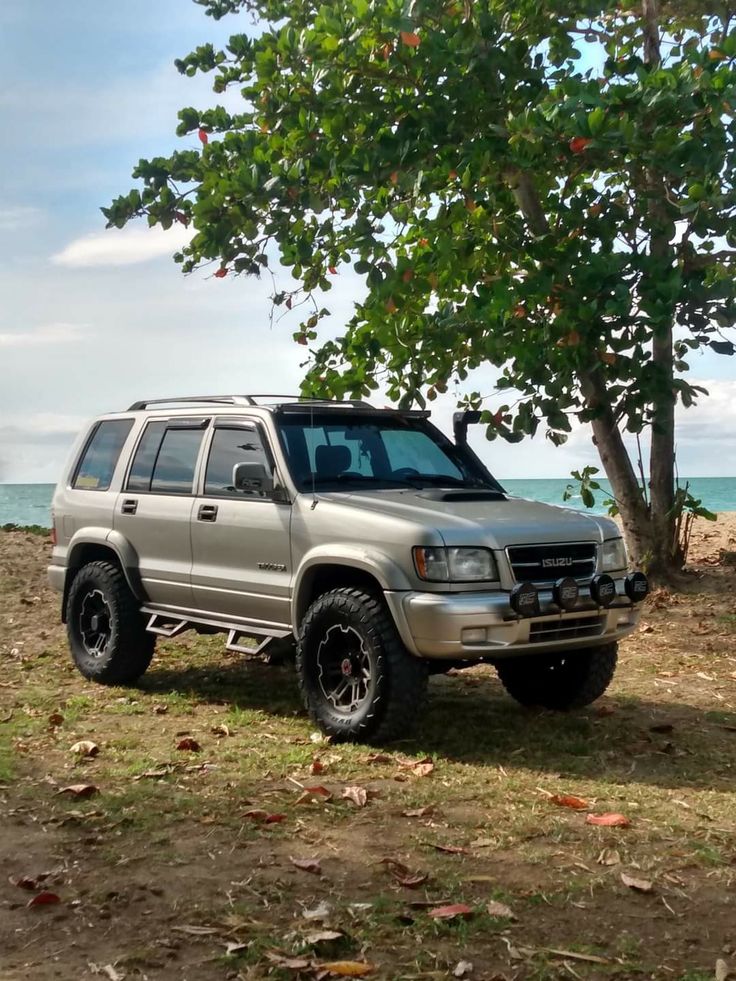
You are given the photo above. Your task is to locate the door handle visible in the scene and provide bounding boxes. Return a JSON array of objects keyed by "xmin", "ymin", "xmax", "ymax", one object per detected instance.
[
  {"xmin": 121, "ymin": 499, "xmax": 138, "ymax": 515},
  {"xmin": 197, "ymin": 504, "xmax": 218, "ymax": 522}
]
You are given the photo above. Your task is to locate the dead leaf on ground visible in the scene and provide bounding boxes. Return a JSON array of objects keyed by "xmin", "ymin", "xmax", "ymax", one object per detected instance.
[
  {"xmin": 10, "ymin": 872, "xmax": 52, "ymax": 891},
  {"xmin": 99, "ymin": 967, "xmax": 125, "ymax": 981},
  {"xmin": 586, "ymin": 813, "xmax": 631, "ymax": 828},
  {"xmin": 305, "ymin": 929, "xmax": 343, "ymax": 944},
  {"xmin": 597, "ymin": 848, "xmax": 621, "ymax": 866},
  {"xmin": 621, "ymin": 872, "xmax": 653, "ymax": 893},
  {"xmin": 56, "ymin": 783, "xmax": 99, "ymax": 799},
  {"xmin": 486, "ymin": 900, "xmax": 517, "ymax": 920},
  {"xmin": 27, "ymin": 891, "xmax": 61, "ymax": 908},
  {"xmin": 548, "ymin": 793, "xmax": 588, "ymax": 810},
  {"xmin": 152, "ymin": 704, "xmax": 168, "ymax": 715},
  {"xmin": 341, "ymin": 785, "xmax": 368, "ymax": 807},
  {"xmin": 428, "ymin": 903, "xmax": 473, "ymax": 920},
  {"xmin": 715, "ymin": 959, "xmax": 731, "ymax": 981},
  {"xmin": 290, "ymin": 856, "xmax": 322, "ymax": 875},
  {"xmin": 311, "ymin": 758, "xmax": 325, "ymax": 775},
  {"xmin": 172, "ymin": 925, "xmax": 221, "ymax": 936},
  {"xmin": 365, "ymin": 753, "xmax": 392, "ymax": 764},
  {"xmin": 295, "ymin": 785, "xmax": 333, "ymax": 804},
  {"xmin": 48, "ymin": 712, "xmax": 64, "ymax": 727},
  {"xmin": 243, "ymin": 809, "xmax": 286, "ymax": 825},
  {"xmin": 453, "ymin": 962, "xmax": 474, "ymax": 978},
  {"xmin": 70, "ymin": 739, "xmax": 99, "ymax": 758},
  {"xmin": 302, "ymin": 901, "xmax": 332, "ymax": 921},
  {"xmin": 225, "ymin": 941, "xmax": 250, "ymax": 956},
  {"xmin": 546, "ymin": 949, "xmax": 610, "ymax": 965},
  {"xmin": 402, "ymin": 805, "xmax": 435, "ymax": 818},
  {"xmin": 431, "ymin": 843, "xmax": 469, "ymax": 855},
  {"xmin": 398, "ymin": 757, "xmax": 434, "ymax": 777},
  {"xmin": 176, "ymin": 737, "xmax": 201, "ymax": 752},
  {"xmin": 319, "ymin": 961, "xmax": 374, "ymax": 977},
  {"xmin": 211, "ymin": 723, "xmax": 231, "ymax": 737},
  {"xmin": 266, "ymin": 952, "xmax": 313, "ymax": 970},
  {"xmin": 380, "ymin": 858, "xmax": 429, "ymax": 889}
]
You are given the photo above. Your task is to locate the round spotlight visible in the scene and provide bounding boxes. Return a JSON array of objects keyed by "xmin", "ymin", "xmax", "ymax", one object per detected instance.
[
  {"xmin": 510, "ymin": 581, "xmax": 540, "ymax": 618},
  {"xmin": 553, "ymin": 576, "xmax": 579, "ymax": 611},
  {"xmin": 590, "ymin": 573, "xmax": 617, "ymax": 607},
  {"xmin": 624, "ymin": 571, "xmax": 649, "ymax": 603}
]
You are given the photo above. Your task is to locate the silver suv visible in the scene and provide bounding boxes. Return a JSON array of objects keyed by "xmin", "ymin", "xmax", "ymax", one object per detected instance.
[{"xmin": 48, "ymin": 395, "xmax": 648, "ymax": 742}]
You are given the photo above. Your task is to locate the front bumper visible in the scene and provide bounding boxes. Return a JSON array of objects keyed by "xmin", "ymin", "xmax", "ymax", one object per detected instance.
[{"xmin": 385, "ymin": 582, "xmax": 642, "ymax": 660}]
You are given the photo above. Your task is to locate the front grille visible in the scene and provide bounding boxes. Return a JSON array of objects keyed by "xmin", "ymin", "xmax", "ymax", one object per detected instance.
[
  {"xmin": 529, "ymin": 615, "xmax": 605, "ymax": 644},
  {"xmin": 507, "ymin": 542, "xmax": 597, "ymax": 584}
]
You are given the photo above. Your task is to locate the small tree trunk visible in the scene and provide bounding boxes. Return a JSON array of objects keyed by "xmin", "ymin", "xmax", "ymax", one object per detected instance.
[
  {"xmin": 581, "ymin": 371, "xmax": 652, "ymax": 566},
  {"xmin": 642, "ymin": 0, "xmax": 678, "ymax": 578}
]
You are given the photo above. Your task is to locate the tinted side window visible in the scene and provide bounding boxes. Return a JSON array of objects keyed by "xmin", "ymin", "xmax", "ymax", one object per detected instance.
[
  {"xmin": 73, "ymin": 419, "xmax": 134, "ymax": 491},
  {"xmin": 150, "ymin": 429, "xmax": 205, "ymax": 494},
  {"xmin": 205, "ymin": 426, "xmax": 272, "ymax": 497},
  {"xmin": 126, "ymin": 421, "xmax": 166, "ymax": 492}
]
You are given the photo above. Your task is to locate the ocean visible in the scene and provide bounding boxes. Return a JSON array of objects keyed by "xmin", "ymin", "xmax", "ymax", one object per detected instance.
[{"xmin": 1, "ymin": 477, "xmax": 735, "ymax": 528}]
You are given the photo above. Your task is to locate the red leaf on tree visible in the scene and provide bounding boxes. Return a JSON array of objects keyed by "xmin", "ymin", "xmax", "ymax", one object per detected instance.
[
  {"xmin": 213, "ymin": 267, "xmax": 228, "ymax": 279},
  {"xmin": 586, "ymin": 813, "xmax": 631, "ymax": 828},
  {"xmin": 569, "ymin": 136, "xmax": 592, "ymax": 154},
  {"xmin": 549, "ymin": 794, "xmax": 589, "ymax": 810},
  {"xmin": 198, "ymin": 128, "xmax": 209, "ymax": 145},
  {"xmin": 27, "ymin": 891, "xmax": 61, "ymax": 908},
  {"xmin": 328, "ymin": 266, "xmax": 337, "ymax": 275},
  {"xmin": 400, "ymin": 31, "xmax": 421, "ymax": 47}
]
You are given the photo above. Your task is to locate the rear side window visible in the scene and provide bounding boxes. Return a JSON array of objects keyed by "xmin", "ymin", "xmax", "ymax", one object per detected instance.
[
  {"xmin": 126, "ymin": 421, "xmax": 205, "ymax": 494},
  {"xmin": 73, "ymin": 419, "xmax": 133, "ymax": 491}
]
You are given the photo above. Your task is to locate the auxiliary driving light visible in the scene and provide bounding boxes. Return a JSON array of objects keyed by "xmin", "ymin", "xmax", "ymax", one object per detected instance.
[
  {"xmin": 510, "ymin": 581, "xmax": 540, "ymax": 618},
  {"xmin": 553, "ymin": 576, "xmax": 579, "ymax": 611},
  {"xmin": 590, "ymin": 573, "xmax": 617, "ymax": 607},
  {"xmin": 624, "ymin": 571, "xmax": 649, "ymax": 603}
]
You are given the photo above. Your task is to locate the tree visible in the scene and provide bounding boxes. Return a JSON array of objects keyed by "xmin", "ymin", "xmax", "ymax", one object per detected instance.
[{"xmin": 104, "ymin": 0, "xmax": 736, "ymax": 578}]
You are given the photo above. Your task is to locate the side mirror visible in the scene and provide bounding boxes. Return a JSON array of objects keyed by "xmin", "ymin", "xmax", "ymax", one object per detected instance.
[{"xmin": 232, "ymin": 462, "xmax": 273, "ymax": 497}]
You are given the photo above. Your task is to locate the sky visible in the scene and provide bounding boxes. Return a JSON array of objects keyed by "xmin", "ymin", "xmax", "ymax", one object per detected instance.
[{"xmin": 1, "ymin": 0, "xmax": 734, "ymax": 484}]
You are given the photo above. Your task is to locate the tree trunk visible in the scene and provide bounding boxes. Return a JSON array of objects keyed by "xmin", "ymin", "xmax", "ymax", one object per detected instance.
[
  {"xmin": 641, "ymin": 0, "xmax": 678, "ymax": 578},
  {"xmin": 581, "ymin": 371, "xmax": 653, "ymax": 567}
]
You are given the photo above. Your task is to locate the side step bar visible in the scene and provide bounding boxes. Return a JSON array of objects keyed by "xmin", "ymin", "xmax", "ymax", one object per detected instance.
[{"xmin": 143, "ymin": 609, "xmax": 292, "ymax": 655}]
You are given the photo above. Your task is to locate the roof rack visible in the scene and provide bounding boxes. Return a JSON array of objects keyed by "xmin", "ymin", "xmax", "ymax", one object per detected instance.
[{"xmin": 126, "ymin": 394, "xmax": 375, "ymax": 411}]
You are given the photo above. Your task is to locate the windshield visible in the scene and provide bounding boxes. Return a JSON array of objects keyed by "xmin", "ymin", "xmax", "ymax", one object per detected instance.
[{"xmin": 276, "ymin": 412, "xmax": 502, "ymax": 493}]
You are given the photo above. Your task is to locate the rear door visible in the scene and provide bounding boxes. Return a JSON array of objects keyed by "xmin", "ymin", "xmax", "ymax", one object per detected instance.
[
  {"xmin": 114, "ymin": 417, "xmax": 209, "ymax": 610},
  {"xmin": 190, "ymin": 417, "xmax": 292, "ymax": 630}
]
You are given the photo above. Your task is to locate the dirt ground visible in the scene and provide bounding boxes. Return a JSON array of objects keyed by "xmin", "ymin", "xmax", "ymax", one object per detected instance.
[{"xmin": 1, "ymin": 519, "xmax": 735, "ymax": 981}]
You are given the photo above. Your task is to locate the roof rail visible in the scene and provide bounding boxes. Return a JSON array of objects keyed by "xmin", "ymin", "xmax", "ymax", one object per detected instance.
[
  {"xmin": 127, "ymin": 394, "xmax": 376, "ymax": 411},
  {"xmin": 127, "ymin": 395, "xmax": 256, "ymax": 411}
]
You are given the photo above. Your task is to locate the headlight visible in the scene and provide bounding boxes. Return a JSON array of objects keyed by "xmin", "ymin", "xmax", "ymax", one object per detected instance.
[
  {"xmin": 601, "ymin": 537, "xmax": 628, "ymax": 572},
  {"xmin": 413, "ymin": 546, "xmax": 498, "ymax": 582}
]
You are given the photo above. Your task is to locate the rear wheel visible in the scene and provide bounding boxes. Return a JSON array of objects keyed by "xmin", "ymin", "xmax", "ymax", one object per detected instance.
[
  {"xmin": 66, "ymin": 561, "xmax": 155, "ymax": 685},
  {"xmin": 495, "ymin": 643, "xmax": 617, "ymax": 710},
  {"xmin": 296, "ymin": 587, "xmax": 428, "ymax": 743}
]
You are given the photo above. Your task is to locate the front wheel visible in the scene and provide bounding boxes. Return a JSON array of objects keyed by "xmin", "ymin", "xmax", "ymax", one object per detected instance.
[
  {"xmin": 296, "ymin": 587, "xmax": 428, "ymax": 743},
  {"xmin": 66, "ymin": 561, "xmax": 155, "ymax": 685},
  {"xmin": 495, "ymin": 642, "xmax": 618, "ymax": 710}
]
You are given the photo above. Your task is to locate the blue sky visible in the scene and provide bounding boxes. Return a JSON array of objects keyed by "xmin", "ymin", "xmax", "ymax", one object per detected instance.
[{"xmin": 1, "ymin": 0, "xmax": 734, "ymax": 483}]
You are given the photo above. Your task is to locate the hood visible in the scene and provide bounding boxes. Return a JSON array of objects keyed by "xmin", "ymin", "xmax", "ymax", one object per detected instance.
[{"xmin": 316, "ymin": 488, "xmax": 619, "ymax": 549}]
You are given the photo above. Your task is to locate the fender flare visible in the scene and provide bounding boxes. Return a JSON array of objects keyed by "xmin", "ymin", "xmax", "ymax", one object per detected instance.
[{"xmin": 63, "ymin": 529, "xmax": 146, "ymax": 615}]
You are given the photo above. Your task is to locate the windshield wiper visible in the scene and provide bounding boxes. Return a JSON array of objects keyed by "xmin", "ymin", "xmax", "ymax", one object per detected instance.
[
  {"xmin": 309, "ymin": 475, "xmax": 415, "ymax": 487},
  {"xmin": 401, "ymin": 474, "xmax": 490, "ymax": 489}
]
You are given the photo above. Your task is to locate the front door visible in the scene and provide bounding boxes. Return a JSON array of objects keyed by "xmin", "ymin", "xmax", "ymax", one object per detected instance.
[{"xmin": 190, "ymin": 418, "xmax": 292, "ymax": 631}]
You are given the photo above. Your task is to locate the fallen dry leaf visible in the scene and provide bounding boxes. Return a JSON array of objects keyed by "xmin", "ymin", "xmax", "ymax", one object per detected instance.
[
  {"xmin": 10, "ymin": 873, "xmax": 49, "ymax": 891},
  {"xmin": 290, "ymin": 856, "xmax": 322, "ymax": 875},
  {"xmin": 296, "ymin": 785, "xmax": 333, "ymax": 804},
  {"xmin": 27, "ymin": 891, "xmax": 61, "ymax": 908},
  {"xmin": 402, "ymin": 805, "xmax": 435, "ymax": 818},
  {"xmin": 381, "ymin": 859, "xmax": 429, "ymax": 889},
  {"xmin": 311, "ymin": 758, "xmax": 325, "ymax": 775},
  {"xmin": 549, "ymin": 793, "xmax": 588, "ymax": 810},
  {"xmin": 172, "ymin": 925, "xmax": 220, "ymax": 936},
  {"xmin": 305, "ymin": 929, "xmax": 343, "ymax": 944},
  {"xmin": 266, "ymin": 952, "xmax": 313, "ymax": 970},
  {"xmin": 211, "ymin": 723, "xmax": 231, "ymax": 737},
  {"xmin": 319, "ymin": 961, "xmax": 374, "ymax": 977},
  {"xmin": 56, "ymin": 783, "xmax": 99, "ymax": 799},
  {"xmin": 586, "ymin": 813, "xmax": 631, "ymax": 828},
  {"xmin": 341, "ymin": 786, "xmax": 368, "ymax": 808},
  {"xmin": 243, "ymin": 809, "xmax": 286, "ymax": 825},
  {"xmin": 225, "ymin": 941, "xmax": 250, "ymax": 956},
  {"xmin": 152, "ymin": 704, "xmax": 168, "ymax": 715},
  {"xmin": 715, "ymin": 959, "xmax": 731, "ymax": 981},
  {"xmin": 597, "ymin": 848, "xmax": 621, "ymax": 866},
  {"xmin": 453, "ymin": 962, "xmax": 474, "ymax": 978},
  {"xmin": 365, "ymin": 753, "xmax": 392, "ymax": 764},
  {"xmin": 432, "ymin": 843, "xmax": 468, "ymax": 855},
  {"xmin": 428, "ymin": 903, "xmax": 473, "ymax": 921},
  {"xmin": 302, "ymin": 901, "xmax": 332, "ymax": 921},
  {"xmin": 546, "ymin": 949, "xmax": 609, "ymax": 965},
  {"xmin": 70, "ymin": 740, "xmax": 99, "ymax": 758},
  {"xmin": 48, "ymin": 712, "xmax": 64, "ymax": 727},
  {"xmin": 176, "ymin": 737, "xmax": 201, "ymax": 752},
  {"xmin": 486, "ymin": 900, "xmax": 517, "ymax": 920},
  {"xmin": 621, "ymin": 872, "xmax": 653, "ymax": 893},
  {"xmin": 99, "ymin": 966, "xmax": 124, "ymax": 981}
]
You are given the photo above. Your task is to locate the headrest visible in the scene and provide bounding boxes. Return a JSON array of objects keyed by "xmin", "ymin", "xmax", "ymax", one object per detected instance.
[{"xmin": 314, "ymin": 444, "xmax": 351, "ymax": 476}]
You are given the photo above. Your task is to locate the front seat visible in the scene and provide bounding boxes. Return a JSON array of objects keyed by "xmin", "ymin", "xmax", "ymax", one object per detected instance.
[{"xmin": 314, "ymin": 444, "xmax": 352, "ymax": 479}]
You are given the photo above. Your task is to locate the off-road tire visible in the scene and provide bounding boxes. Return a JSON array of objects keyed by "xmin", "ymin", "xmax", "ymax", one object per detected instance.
[
  {"xmin": 495, "ymin": 642, "xmax": 618, "ymax": 710},
  {"xmin": 296, "ymin": 587, "xmax": 428, "ymax": 743},
  {"xmin": 66, "ymin": 561, "xmax": 155, "ymax": 685}
]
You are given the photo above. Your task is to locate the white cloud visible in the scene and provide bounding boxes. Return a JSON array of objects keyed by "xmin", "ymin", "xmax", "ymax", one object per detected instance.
[
  {"xmin": 51, "ymin": 225, "xmax": 193, "ymax": 268},
  {"xmin": 0, "ymin": 322, "xmax": 87, "ymax": 348},
  {"xmin": 0, "ymin": 205, "xmax": 42, "ymax": 230}
]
